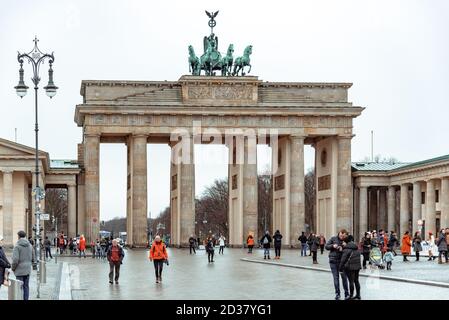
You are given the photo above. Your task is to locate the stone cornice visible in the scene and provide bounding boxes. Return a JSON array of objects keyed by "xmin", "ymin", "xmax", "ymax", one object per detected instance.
[
  {"xmin": 75, "ymin": 104, "xmax": 363, "ymax": 126},
  {"xmin": 80, "ymin": 80, "xmax": 180, "ymax": 96},
  {"xmin": 388, "ymin": 160, "xmax": 449, "ymax": 177},
  {"xmin": 179, "ymin": 75, "xmax": 260, "ymax": 86},
  {"xmin": 80, "ymin": 79, "xmax": 353, "ymax": 91},
  {"xmin": 48, "ymin": 168, "xmax": 81, "ymax": 175},
  {"xmin": 353, "ymin": 162, "xmax": 449, "ymax": 186},
  {"xmin": 259, "ymin": 82, "xmax": 353, "ymax": 89}
]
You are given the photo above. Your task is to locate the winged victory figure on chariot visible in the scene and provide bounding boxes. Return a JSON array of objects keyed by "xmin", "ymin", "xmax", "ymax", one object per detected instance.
[{"xmin": 188, "ymin": 11, "xmax": 252, "ymax": 76}]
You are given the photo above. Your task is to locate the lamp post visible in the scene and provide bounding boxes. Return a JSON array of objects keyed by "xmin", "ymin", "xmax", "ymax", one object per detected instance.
[
  {"xmin": 54, "ymin": 191, "xmax": 66, "ymax": 264},
  {"xmin": 15, "ymin": 37, "xmax": 58, "ymax": 298}
]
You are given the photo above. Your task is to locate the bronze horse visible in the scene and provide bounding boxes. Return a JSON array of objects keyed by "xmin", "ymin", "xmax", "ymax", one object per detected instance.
[{"xmin": 233, "ymin": 45, "xmax": 252, "ymax": 76}]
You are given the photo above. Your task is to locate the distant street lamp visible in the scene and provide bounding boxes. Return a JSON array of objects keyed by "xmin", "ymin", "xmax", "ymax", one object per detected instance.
[
  {"xmin": 52, "ymin": 216, "xmax": 58, "ymax": 264},
  {"xmin": 157, "ymin": 223, "xmax": 165, "ymax": 236},
  {"xmin": 15, "ymin": 37, "xmax": 58, "ymax": 298}
]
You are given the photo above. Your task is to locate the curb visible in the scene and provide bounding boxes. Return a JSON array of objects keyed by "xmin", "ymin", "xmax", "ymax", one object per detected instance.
[{"xmin": 240, "ymin": 258, "xmax": 449, "ymax": 289}]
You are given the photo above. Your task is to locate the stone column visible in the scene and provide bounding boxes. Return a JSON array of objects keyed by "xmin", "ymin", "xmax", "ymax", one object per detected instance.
[
  {"xmin": 336, "ymin": 136, "xmax": 352, "ymax": 232},
  {"xmin": 369, "ymin": 188, "xmax": 378, "ymax": 230},
  {"xmin": 84, "ymin": 134, "xmax": 100, "ymax": 244},
  {"xmin": 77, "ymin": 174, "xmax": 86, "ymax": 238},
  {"xmin": 441, "ymin": 177, "xmax": 449, "ymax": 230},
  {"xmin": 412, "ymin": 181, "xmax": 422, "ymax": 234},
  {"xmin": 387, "ymin": 186, "xmax": 396, "ymax": 232},
  {"xmin": 400, "ymin": 184, "xmax": 410, "ymax": 236},
  {"xmin": 67, "ymin": 184, "xmax": 77, "ymax": 239},
  {"xmin": 289, "ymin": 135, "xmax": 305, "ymax": 247},
  {"xmin": 359, "ymin": 186, "xmax": 368, "ymax": 237},
  {"xmin": 179, "ymin": 135, "xmax": 195, "ymax": 247},
  {"xmin": 379, "ymin": 188, "xmax": 387, "ymax": 231},
  {"xmin": 426, "ymin": 179, "xmax": 436, "ymax": 235},
  {"xmin": 2, "ymin": 171, "xmax": 13, "ymax": 246},
  {"xmin": 243, "ymin": 136, "xmax": 258, "ymax": 246},
  {"xmin": 131, "ymin": 135, "xmax": 148, "ymax": 247}
]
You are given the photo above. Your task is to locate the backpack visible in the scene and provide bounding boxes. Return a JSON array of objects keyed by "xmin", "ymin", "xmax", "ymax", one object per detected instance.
[{"xmin": 263, "ymin": 237, "xmax": 269, "ymax": 244}]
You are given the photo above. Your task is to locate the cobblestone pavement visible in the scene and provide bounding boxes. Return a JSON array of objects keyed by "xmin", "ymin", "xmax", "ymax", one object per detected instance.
[
  {"xmin": 55, "ymin": 247, "xmax": 449, "ymax": 300},
  {"xmin": 0, "ymin": 249, "xmax": 61, "ymax": 300},
  {"xmin": 244, "ymin": 248, "xmax": 449, "ymax": 285}
]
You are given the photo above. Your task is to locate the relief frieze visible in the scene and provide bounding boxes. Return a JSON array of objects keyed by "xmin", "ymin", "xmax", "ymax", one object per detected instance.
[
  {"xmin": 188, "ymin": 86, "xmax": 213, "ymax": 99},
  {"xmin": 187, "ymin": 85, "xmax": 253, "ymax": 101}
]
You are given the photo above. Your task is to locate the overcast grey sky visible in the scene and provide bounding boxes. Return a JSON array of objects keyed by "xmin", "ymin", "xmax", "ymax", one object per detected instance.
[{"xmin": 1, "ymin": 0, "xmax": 448, "ymax": 221}]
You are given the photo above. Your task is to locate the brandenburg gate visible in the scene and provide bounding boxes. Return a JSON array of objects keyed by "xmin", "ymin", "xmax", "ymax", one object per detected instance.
[
  {"xmin": 75, "ymin": 76, "xmax": 362, "ymax": 247},
  {"xmin": 74, "ymin": 12, "xmax": 363, "ymax": 247}
]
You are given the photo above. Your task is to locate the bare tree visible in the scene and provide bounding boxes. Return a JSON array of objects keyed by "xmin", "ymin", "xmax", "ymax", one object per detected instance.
[
  {"xmin": 360, "ymin": 155, "xmax": 399, "ymax": 164},
  {"xmin": 258, "ymin": 174, "xmax": 272, "ymax": 237},
  {"xmin": 44, "ymin": 188, "xmax": 68, "ymax": 234},
  {"xmin": 104, "ymin": 217, "xmax": 126, "ymax": 237},
  {"xmin": 304, "ymin": 168, "xmax": 316, "ymax": 233},
  {"xmin": 102, "ymin": 170, "xmax": 313, "ymax": 243},
  {"xmin": 150, "ymin": 206, "xmax": 171, "ymax": 238},
  {"xmin": 195, "ymin": 179, "xmax": 229, "ymax": 239}
]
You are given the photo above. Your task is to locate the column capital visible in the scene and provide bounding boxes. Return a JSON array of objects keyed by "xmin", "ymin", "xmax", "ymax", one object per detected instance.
[
  {"xmin": 400, "ymin": 183, "xmax": 411, "ymax": 188},
  {"xmin": 337, "ymin": 134, "xmax": 355, "ymax": 139},
  {"xmin": 132, "ymin": 134, "xmax": 148, "ymax": 139},
  {"xmin": 84, "ymin": 133, "xmax": 100, "ymax": 138},
  {"xmin": 1, "ymin": 169, "xmax": 13, "ymax": 174},
  {"xmin": 289, "ymin": 134, "xmax": 306, "ymax": 139}
]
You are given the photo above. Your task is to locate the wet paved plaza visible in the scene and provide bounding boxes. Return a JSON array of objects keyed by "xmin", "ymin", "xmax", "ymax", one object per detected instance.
[{"xmin": 56, "ymin": 247, "xmax": 449, "ymax": 300}]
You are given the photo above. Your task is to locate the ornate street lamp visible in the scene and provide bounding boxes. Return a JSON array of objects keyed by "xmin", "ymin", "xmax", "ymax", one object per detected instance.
[{"xmin": 15, "ymin": 36, "xmax": 58, "ymax": 298}]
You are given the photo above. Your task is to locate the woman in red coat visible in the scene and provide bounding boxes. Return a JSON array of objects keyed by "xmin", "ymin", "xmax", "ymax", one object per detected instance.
[
  {"xmin": 401, "ymin": 231, "xmax": 412, "ymax": 262},
  {"xmin": 79, "ymin": 235, "xmax": 86, "ymax": 258}
]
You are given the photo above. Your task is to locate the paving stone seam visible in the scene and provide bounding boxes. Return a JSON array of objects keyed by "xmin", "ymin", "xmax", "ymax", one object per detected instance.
[
  {"xmin": 51, "ymin": 263, "xmax": 64, "ymax": 300},
  {"xmin": 240, "ymin": 258, "xmax": 449, "ymax": 289},
  {"xmin": 58, "ymin": 263, "xmax": 73, "ymax": 300}
]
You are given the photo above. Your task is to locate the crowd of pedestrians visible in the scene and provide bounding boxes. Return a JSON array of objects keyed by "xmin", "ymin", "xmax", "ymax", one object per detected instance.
[{"xmin": 2, "ymin": 226, "xmax": 449, "ymax": 300}]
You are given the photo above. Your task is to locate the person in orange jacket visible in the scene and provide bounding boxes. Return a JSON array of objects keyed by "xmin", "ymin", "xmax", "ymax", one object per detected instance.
[
  {"xmin": 149, "ymin": 235, "xmax": 168, "ymax": 283},
  {"xmin": 401, "ymin": 231, "xmax": 412, "ymax": 262},
  {"xmin": 247, "ymin": 234, "xmax": 255, "ymax": 253},
  {"xmin": 78, "ymin": 235, "xmax": 86, "ymax": 258}
]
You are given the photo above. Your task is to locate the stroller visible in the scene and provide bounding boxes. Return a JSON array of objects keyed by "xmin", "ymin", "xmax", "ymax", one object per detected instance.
[{"xmin": 369, "ymin": 247, "xmax": 385, "ymax": 269}]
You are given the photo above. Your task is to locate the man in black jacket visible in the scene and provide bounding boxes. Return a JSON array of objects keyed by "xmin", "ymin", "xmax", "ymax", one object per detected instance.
[
  {"xmin": 298, "ymin": 232, "xmax": 308, "ymax": 257},
  {"xmin": 339, "ymin": 235, "xmax": 362, "ymax": 300},
  {"xmin": 0, "ymin": 236, "xmax": 11, "ymax": 289},
  {"xmin": 188, "ymin": 235, "xmax": 196, "ymax": 254},
  {"xmin": 260, "ymin": 231, "xmax": 272, "ymax": 260},
  {"xmin": 387, "ymin": 231, "xmax": 398, "ymax": 256},
  {"xmin": 325, "ymin": 229, "xmax": 349, "ymax": 300}
]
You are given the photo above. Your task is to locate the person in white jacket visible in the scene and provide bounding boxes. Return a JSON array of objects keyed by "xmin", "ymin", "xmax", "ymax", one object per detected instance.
[
  {"xmin": 218, "ymin": 235, "xmax": 226, "ymax": 255},
  {"xmin": 427, "ymin": 231, "xmax": 437, "ymax": 261}
]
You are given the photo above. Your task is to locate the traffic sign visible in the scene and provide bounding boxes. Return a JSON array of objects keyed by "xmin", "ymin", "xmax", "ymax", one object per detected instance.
[{"xmin": 40, "ymin": 213, "xmax": 50, "ymax": 220}]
